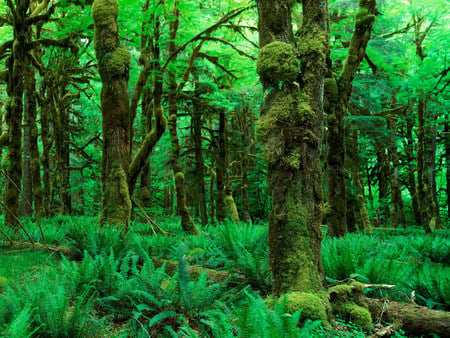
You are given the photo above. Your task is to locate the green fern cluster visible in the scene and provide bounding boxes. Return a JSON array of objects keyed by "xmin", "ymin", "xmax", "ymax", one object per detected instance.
[
  {"xmin": 0, "ymin": 273, "xmax": 108, "ymax": 337},
  {"xmin": 212, "ymin": 221, "xmax": 271, "ymax": 292}
]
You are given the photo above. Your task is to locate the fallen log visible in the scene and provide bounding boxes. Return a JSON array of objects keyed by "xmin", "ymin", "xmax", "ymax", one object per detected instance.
[
  {"xmin": 0, "ymin": 241, "xmax": 244, "ymax": 284},
  {"xmin": 151, "ymin": 258, "xmax": 246, "ymax": 284},
  {"xmin": 366, "ymin": 297, "xmax": 450, "ymax": 337},
  {"xmin": 0, "ymin": 241, "xmax": 80, "ymax": 260}
]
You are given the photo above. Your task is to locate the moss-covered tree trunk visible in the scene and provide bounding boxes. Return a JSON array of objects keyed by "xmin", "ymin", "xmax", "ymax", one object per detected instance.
[
  {"xmin": 167, "ymin": 1, "xmax": 199, "ymax": 235},
  {"xmin": 405, "ymin": 108, "xmax": 421, "ymax": 226},
  {"xmin": 215, "ymin": 109, "xmax": 227, "ymax": 223},
  {"xmin": 347, "ymin": 129, "xmax": 372, "ymax": 233},
  {"xmin": 387, "ymin": 95, "xmax": 406, "ymax": 228},
  {"xmin": 92, "ymin": 0, "xmax": 132, "ymax": 229},
  {"xmin": 4, "ymin": 1, "xmax": 27, "ymax": 228},
  {"xmin": 325, "ymin": 0, "xmax": 377, "ymax": 237},
  {"xmin": 22, "ymin": 89, "xmax": 33, "ymax": 216},
  {"xmin": 445, "ymin": 120, "xmax": 450, "ymax": 223},
  {"xmin": 256, "ymin": 0, "xmax": 328, "ymax": 296},
  {"xmin": 192, "ymin": 96, "xmax": 208, "ymax": 226},
  {"xmin": 40, "ymin": 85, "xmax": 52, "ymax": 217},
  {"xmin": 416, "ymin": 97, "xmax": 433, "ymax": 233}
]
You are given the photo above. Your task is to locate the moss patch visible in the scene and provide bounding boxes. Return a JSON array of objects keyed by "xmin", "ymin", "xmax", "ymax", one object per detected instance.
[
  {"xmin": 92, "ymin": 0, "xmax": 120, "ymax": 25},
  {"xmin": 103, "ymin": 46, "xmax": 130, "ymax": 76},
  {"xmin": 279, "ymin": 291, "xmax": 330, "ymax": 324},
  {"xmin": 329, "ymin": 282, "xmax": 373, "ymax": 331},
  {"xmin": 257, "ymin": 41, "xmax": 298, "ymax": 85}
]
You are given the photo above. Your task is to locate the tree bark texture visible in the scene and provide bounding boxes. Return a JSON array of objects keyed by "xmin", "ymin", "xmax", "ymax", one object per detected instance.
[
  {"xmin": 215, "ymin": 109, "xmax": 227, "ymax": 224},
  {"xmin": 167, "ymin": 1, "xmax": 199, "ymax": 235},
  {"xmin": 92, "ymin": 0, "xmax": 132, "ymax": 229},
  {"xmin": 325, "ymin": 0, "xmax": 377, "ymax": 237},
  {"xmin": 192, "ymin": 90, "xmax": 208, "ymax": 226},
  {"xmin": 256, "ymin": 0, "xmax": 328, "ymax": 296},
  {"xmin": 4, "ymin": 0, "xmax": 28, "ymax": 228},
  {"xmin": 366, "ymin": 298, "xmax": 450, "ymax": 337}
]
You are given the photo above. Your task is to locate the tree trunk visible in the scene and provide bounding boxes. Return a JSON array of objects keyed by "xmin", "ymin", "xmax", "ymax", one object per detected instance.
[
  {"xmin": 325, "ymin": 0, "xmax": 377, "ymax": 237},
  {"xmin": 215, "ymin": 109, "xmax": 227, "ymax": 223},
  {"xmin": 405, "ymin": 108, "xmax": 421, "ymax": 226},
  {"xmin": 167, "ymin": 1, "xmax": 198, "ymax": 235},
  {"xmin": 445, "ymin": 120, "xmax": 450, "ymax": 224},
  {"xmin": 40, "ymin": 90, "xmax": 52, "ymax": 217},
  {"xmin": 92, "ymin": 0, "xmax": 132, "ymax": 229},
  {"xmin": 192, "ymin": 91, "xmax": 208, "ymax": 226},
  {"xmin": 257, "ymin": 0, "xmax": 328, "ymax": 296},
  {"xmin": 416, "ymin": 98, "xmax": 432, "ymax": 233},
  {"xmin": 21, "ymin": 90, "xmax": 33, "ymax": 216}
]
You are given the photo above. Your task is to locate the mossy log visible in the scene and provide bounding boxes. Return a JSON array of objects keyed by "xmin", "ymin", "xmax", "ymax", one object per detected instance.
[
  {"xmin": 151, "ymin": 258, "xmax": 245, "ymax": 284},
  {"xmin": 366, "ymin": 298, "xmax": 450, "ymax": 337},
  {"xmin": 0, "ymin": 241, "xmax": 80, "ymax": 260},
  {"xmin": 0, "ymin": 241, "xmax": 242, "ymax": 284}
]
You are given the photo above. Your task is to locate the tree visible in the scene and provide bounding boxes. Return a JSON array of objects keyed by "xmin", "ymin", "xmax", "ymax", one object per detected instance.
[
  {"xmin": 325, "ymin": 0, "xmax": 377, "ymax": 237},
  {"xmin": 256, "ymin": 0, "xmax": 328, "ymax": 296},
  {"xmin": 92, "ymin": 0, "xmax": 132, "ymax": 228}
]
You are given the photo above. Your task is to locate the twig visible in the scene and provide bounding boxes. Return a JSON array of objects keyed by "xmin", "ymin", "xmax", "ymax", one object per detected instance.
[
  {"xmin": 0, "ymin": 199, "xmax": 34, "ymax": 244},
  {"xmin": 362, "ymin": 283, "xmax": 396, "ymax": 290},
  {"xmin": 132, "ymin": 199, "xmax": 169, "ymax": 236},
  {"xmin": 0, "ymin": 228, "xmax": 13, "ymax": 244},
  {"xmin": 1, "ymin": 169, "xmax": 46, "ymax": 244}
]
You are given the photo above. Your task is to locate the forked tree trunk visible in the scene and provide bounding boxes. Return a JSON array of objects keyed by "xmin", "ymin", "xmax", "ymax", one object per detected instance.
[
  {"xmin": 325, "ymin": 0, "xmax": 377, "ymax": 237},
  {"xmin": 256, "ymin": 0, "xmax": 328, "ymax": 296},
  {"xmin": 92, "ymin": 0, "xmax": 132, "ymax": 229}
]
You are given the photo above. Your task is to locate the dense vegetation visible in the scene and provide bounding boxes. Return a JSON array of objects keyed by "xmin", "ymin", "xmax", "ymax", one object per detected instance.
[{"xmin": 0, "ymin": 0, "xmax": 449, "ymax": 337}]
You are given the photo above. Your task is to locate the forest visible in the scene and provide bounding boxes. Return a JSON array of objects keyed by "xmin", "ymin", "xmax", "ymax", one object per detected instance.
[{"xmin": 0, "ymin": 0, "xmax": 449, "ymax": 336}]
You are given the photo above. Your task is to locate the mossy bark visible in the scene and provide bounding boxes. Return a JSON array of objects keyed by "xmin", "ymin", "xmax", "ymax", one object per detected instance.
[
  {"xmin": 325, "ymin": 0, "xmax": 376, "ymax": 237},
  {"xmin": 257, "ymin": 0, "xmax": 328, "ymax": 296},
  {"xmin": 192, "ymin": 88, "xmax": 208, "ymax": 226},
  {"xmin": 347, "ymin": 130, "xmax": 372, "ymax": 233},
  {"xmin": 215, "ymin": 109, "xmax": 227, "ymax": 224},
  {"xmin": 366, "ymin": 298, "xmax": 450, "ymax": 337},
  {"xmin": 22, "ymin": 89, "xmax": 33, "ymax": 216},
  {"xmin": 4, "ymin": 1, "xmax": 28, "ymax": 228},
  {"xmin": 92, "ymin": 0, "xmax": 132, "ymax": 229},
  {"xmin": 25, "ymin": 59, "xmax": 43, "ymax": 216},
  {"xmin": 167, "ymin": 2, "xmax": 199, "ymax": 235},
  {"xmin": 416, "ymin": 98, "xmax": 433, "ymax": 233},
  {"xmin": 405, "ymin": 107, "xmax": 421, "ymax": 226}
]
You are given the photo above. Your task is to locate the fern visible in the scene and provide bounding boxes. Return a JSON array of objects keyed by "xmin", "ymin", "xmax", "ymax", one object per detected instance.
[{"xmin": 214, "ymin": 221, "xmax": 271, "ymax": 292}]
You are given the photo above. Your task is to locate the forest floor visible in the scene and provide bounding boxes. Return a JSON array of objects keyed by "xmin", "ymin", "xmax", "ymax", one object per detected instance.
[{"xmin": 0, "ymin": 216, "xmax": 449, "ymax": 337}]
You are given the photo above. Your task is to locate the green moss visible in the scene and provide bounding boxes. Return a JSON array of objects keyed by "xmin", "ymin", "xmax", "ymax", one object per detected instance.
[
  {"xmin": 335, "ymin": 303, "xmax": 373, "ymax": 331},
  {"xmin": 298, "ymin": 27, "xmax": 327, "ymax": 57},
  {"xmin": 257, "ymin": 41, "xmax": 298, "ymax": 84},
  {"xmin": 329, "ymin": 282, "xmax": 373, "ymax": 331},
  {"xmin": 324, "ymin": 77, "xmax": 339, "ymax": 100},
  {"xmin": 104, "ymin": 45, "xmax": 130, "ymax": 75},
  {"xmin": 100, "ymin": 163, "xmax": 131, "ymax": 227},
  {"xmin": 280, "ymin": 292, "xmax": 329, "ymax": 324},
  {"xmin": 92, "ymin": 0, "xmax": 120, "ymax": 25},
  {"xmin": 0, "ymin": 276, "xmax": 8, "ymax": 290},
  {"xmin": 286, "ymin": 149, "xmax": 300, "ymax": 169},
  {"xmin": 256, "ymin": 91, "xmax": 314, "ymax": 164},
  {"xmin": 175, "ymin": 172, "xmax": 184, "ymax": 181}
]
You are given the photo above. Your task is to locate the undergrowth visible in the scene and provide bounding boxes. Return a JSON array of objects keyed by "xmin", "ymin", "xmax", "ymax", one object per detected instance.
[{"xmin": 0, "ymin": 216, "xmax": 447, "ymax": 336}]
